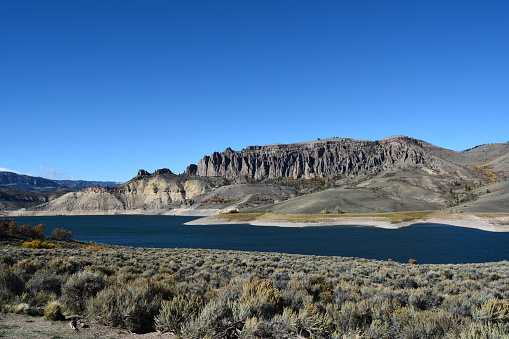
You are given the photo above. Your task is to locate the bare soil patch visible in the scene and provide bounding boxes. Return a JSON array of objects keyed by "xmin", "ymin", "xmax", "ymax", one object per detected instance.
[{"xmin": 0, "ymin": 313, "xmax": 174, "ymax": 339}]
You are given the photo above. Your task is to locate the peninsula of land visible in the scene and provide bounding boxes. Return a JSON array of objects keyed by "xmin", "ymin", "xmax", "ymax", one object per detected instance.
[{"xmin": 186, "ymin": 211, "xmax": 509, "ymax": 233}]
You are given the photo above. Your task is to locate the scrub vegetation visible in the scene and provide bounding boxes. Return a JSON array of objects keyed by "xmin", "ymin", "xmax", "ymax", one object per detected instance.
[
  {"xmin": 212, "ymin": 211, "xmax": 437, "ymax": 223},
  {"xmin": 1, "ymin": 219, "xmax": 509, "ymax": 338}
]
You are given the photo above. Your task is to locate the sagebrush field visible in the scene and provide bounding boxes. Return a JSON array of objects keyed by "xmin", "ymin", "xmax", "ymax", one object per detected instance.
[{"xmin": 1, "ymin": 218, "xmax": 509, "ymax": 338}]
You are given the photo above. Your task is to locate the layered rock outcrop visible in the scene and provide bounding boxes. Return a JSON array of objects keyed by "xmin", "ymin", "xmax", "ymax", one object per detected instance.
[
  {"xmin": 190, "ymin": 136, "xmax": 442, "ymax": 180},
  {"xmin": 11, "ymin": 171, "xmax": 225, "ymax": 215}
]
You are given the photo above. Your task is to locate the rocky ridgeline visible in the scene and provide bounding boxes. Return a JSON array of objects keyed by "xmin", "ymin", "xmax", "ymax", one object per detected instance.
[
  {"xmin": 188, "ymin": 136, "xmax": 439, "ymax": 180},
  {"xmin": 6, "ymin": 136, "xmax": 508, "ymax": 215},
  {"xmin": 134, "ymin": 168, "xmax": 174, "ymax": 179},
  {"xmin": 0, "ymin": 171, "xmax": 121, "ymax": 193}
]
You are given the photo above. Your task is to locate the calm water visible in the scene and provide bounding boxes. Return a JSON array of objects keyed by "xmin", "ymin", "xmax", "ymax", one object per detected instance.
[{"xmin": 10, "ymin": 215, "xmax": 509, "ymax": 264}]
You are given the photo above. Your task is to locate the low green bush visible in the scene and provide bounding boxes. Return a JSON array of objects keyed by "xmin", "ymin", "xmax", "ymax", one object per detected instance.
[
  {"xmin": 44, "ymin": 301, "xmax": 65, "ymax": 321},
  {"xmin": 26, "ymin": 270, "xmax": 64, "ymax": 298},
  {"xmin": 89, "ymin": 278, "xmax": 162, "ymax": 334},
  {"xmin": 60, "ymin": 271, "xmax": 108, "ymax": 314},
  {"xmin": 154, "ymin": 293, "xmax": 203, "ymax": 334},
  {"xmin": 474, "ymin": 297, "xmax": 509, "ymax": 324},
  {"xmin": 0, "ymin": 269, "xmax": 24, "ymax": 304},
  {"xmin": 298, "ymin": 303, "xmax": 334, "ymax": 337},
  {"xmin": 459, "ymin": 322, "xmax": 509, "ymax": 339}
]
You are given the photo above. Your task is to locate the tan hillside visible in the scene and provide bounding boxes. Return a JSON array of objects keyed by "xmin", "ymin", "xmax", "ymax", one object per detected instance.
[{"xmin": 4, "ymin": 136, "xmax": 509, "ymax": 216}]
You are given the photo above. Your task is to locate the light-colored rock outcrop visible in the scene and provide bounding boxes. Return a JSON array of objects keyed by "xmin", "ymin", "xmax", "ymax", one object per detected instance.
[
  {"xmin": 10, "ymin": 173, "xmax": 225, "ymax": 216},
  {"xmin": 189, "ymin": 136, "xmax": 472, "ymax": 180}
]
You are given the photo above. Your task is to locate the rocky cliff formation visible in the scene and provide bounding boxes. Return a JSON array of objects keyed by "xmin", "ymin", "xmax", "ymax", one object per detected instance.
[
  {"xmin": 188, "ymin": 136, "xmax": 467, "ymax": 180},
  {"xmin": 5, "ymin": 136, "xmax": 509, "ymax": 216}
]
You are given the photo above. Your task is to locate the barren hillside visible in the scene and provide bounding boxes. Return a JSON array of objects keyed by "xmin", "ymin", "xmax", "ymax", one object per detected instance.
[{"xmin": 4, "ymin": 136, "xmax": 509, "ymax": 216}]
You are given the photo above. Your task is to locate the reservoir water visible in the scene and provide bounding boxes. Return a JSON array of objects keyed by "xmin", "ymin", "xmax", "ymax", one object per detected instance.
[{"xmin": 10, "ymin": 215, "xmax": 509, "ymax": 264}]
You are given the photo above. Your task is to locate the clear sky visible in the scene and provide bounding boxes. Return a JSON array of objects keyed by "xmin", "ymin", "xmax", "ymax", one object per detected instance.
[{"xmin": 1, "ymin": 0, "xmax": 508, "ymax": 182}]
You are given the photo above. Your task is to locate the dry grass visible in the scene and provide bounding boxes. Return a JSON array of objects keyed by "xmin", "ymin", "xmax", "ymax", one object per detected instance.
[
  {"xmin": 211, "ymin": 211, "xmax": 509, "ymax": 228},
  {"xmin": 211, "ymin": 211, "xmax": 438, "ymax": 223}
]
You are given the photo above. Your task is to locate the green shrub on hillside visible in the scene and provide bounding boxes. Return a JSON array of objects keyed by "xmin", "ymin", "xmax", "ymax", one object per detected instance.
[
  {"xmin": 89, "ymin": 278, "xmax": 164, "ymax": 333},
  {"xmin": 0, "ymin": 269, "xmax": 24, "ymax": 304},
  {"xmin": 60, "ymin": 271, "xmax": 108, "ymax": 314},
  {"xmin": 155, "ymin": 294, "xmax": 203, "ymax": 334},
  {"xmin": 474, "ymin": 298, "xmax": 509, "ymax": 324},
  {"xmin": 26, "ymin": 270, "xmax": 64, "ymax": 297}
]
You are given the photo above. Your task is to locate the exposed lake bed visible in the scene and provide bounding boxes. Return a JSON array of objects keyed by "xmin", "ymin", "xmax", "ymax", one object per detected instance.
[{"xmin": 187, "ymin": 213, "xmax": 509, "ymax": 232}]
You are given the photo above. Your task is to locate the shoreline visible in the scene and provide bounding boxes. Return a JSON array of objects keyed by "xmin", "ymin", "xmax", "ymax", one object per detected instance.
[
  {"xmin": 5, "ymin": 209, "xmax": 509, "ymax": 233},
  {"xmin": 3, "ymin": 208, "xmax": 220, "ymax": 217},
  {"xmin": 186, "ymin": 215, "xmax": 509, "ymax": 232}
]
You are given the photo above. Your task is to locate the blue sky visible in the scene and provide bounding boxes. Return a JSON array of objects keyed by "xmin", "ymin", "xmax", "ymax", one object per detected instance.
[{"xmin": 1, "ymin": 1, "xmax": 508, "ymax": 182}]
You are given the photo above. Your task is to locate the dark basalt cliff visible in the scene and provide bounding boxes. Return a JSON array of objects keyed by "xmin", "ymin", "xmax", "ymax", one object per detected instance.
[{"xmin": 189, "ymin": 136, "xmax": 440, "ymax": 180}]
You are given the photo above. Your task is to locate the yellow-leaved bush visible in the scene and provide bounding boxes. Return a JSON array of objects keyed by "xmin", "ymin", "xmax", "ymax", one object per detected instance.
[{"xmin": 22, "ymin": 240, "xmax": 58, "ymax": 249}]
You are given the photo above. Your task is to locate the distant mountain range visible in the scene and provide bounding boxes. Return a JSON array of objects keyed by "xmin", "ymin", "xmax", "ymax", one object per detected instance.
[
  {"xmin": 3, "ymin": 136, "xmax": 509, "ymax": 216},
  {"xmin": 0, "ymin": 172, "xmax": 121, "ymax": 212},
  {"xmin": 0, "ymin": 171, "xmax": 121, "ymax": 192}
]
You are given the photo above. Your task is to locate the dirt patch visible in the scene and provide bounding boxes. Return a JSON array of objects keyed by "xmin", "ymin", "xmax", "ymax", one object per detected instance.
[{"xmin": 0, "ymin": 313, "xmax": 174, "ymax": 339}]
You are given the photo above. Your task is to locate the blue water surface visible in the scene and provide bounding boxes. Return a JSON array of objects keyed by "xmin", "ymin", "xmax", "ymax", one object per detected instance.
[{"xmin": 10, "ymin": 215, "xmax": 509, "ymax": 264}]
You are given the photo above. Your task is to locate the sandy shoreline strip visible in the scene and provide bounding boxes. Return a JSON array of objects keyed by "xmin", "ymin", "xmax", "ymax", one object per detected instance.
[
  {"xmin": 186, "ymin": 216, "xmax": 509, "ymax": 232},
  {"xmin": 186, "ymin": 217, "xmax": 404, "ymax": 229},
  {"xmin": 6, "ymin": 209, "xmax": 509, "ymax": 232},
  {"xmin": 4, "ymin": 208, "xmax": 220, "ymax": 217}
]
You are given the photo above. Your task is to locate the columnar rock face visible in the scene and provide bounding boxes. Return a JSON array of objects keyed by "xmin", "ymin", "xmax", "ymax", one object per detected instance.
[{"xmin": 191, "ymin": 136, "xmax": 441, "ymax": 180}]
